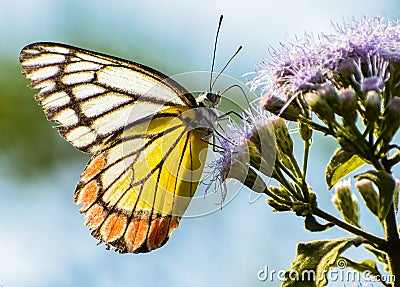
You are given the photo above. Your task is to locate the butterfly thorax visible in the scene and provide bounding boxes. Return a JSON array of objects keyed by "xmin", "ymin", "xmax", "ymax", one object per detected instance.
[
  {"xmin": 196, "ymin": 91, "xmax": 221, "ymax": 108},
  {"xmin": 174, "ymin": 91, "xmax": 218, "ymax": 133},
  {"xmin": 177, "ymin": 107, "xmax": 218, "ymax": 135}
]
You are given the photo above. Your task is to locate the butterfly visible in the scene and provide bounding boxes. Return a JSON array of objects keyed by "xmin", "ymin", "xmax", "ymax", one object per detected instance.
[{"xmin": 19, "ymin": 41, "xmax": 225, "ymax": 253}]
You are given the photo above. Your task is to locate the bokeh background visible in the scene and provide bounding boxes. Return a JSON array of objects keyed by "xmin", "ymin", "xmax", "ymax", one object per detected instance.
[{"xmin": 1, "ymin": 1, "xmax": 399, "ymax": 286}]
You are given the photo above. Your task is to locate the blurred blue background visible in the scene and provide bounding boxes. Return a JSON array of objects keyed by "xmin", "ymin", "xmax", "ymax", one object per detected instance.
[{"xmin": 1, "ymin": 1, "xmax": 399, "ymax": 286}]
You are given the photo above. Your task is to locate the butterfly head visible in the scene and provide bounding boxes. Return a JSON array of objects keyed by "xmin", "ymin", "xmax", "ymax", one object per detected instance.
[{"xmin": 197, "ymin": 91, "xmax": 221, "ymax": 108}]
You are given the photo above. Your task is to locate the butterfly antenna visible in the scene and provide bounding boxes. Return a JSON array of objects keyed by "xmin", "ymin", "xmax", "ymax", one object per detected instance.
[
  {"xmin": 211, "ymin": 46, "xmax": 242, "ymax": 90},
  {"xmin": 210, "ymin": 15, "xmax": 224, "ymax": 91},
  {"xmin": 220, "ymin": 84, "xmax": 255, "ymax": 120},
  {"xmin": 220, "ymin": 84, "xmax": 250, "ymax": 106}
]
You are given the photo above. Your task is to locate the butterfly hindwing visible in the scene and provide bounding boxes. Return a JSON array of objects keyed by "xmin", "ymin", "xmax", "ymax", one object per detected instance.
[{"xmin": 74, "ymin": 107, "xmax": 210, "ymax": 253}]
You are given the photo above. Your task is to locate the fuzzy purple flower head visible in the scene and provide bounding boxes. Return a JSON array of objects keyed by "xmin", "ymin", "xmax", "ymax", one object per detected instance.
[
  {"xmin": 249, "ymin": 16, "xmax": 400, "ymax": 123},
  {"xmin": 208, "ymin": 108, "xmax": 276, "ymax": 194}
]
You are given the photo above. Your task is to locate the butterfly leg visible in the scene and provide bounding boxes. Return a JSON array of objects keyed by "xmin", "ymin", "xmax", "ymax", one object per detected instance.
[{"xmin": 217, "ymin": 110, "xmax": 250, "ymax": 123}]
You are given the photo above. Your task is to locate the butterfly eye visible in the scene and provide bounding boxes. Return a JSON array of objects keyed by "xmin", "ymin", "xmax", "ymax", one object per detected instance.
[{"xmin": 206, "ymin": 92, "xmax": 220, "ymax": 105}]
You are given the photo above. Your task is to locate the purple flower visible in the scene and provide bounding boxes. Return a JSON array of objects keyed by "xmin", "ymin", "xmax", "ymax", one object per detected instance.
[
  {"xmin": 249, "ymin": 16, "xmax": 400, "ymax": 103},
  {"xmin": 208, "ymin": 108, "xmax": 276, "ymax": 193}
]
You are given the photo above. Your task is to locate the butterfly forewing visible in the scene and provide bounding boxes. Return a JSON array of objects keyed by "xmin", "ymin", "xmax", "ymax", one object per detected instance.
[
  {"xmin": 19, "ymin": 42, "xmax": 197, "ymax": 153},
  {"xmin": 20, "ymin": 42, "xmax": 213, "ymax": 253}
]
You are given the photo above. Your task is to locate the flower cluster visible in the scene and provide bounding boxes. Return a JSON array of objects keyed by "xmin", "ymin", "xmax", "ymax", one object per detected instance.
[
  {"xmin": 210, "ymin": 16, "xmax": 400, "ymax": 284},
  {"xmin": 248, "ymin": 17, "xmax": 400, "ymax": 163},
  {"xmin": 211, "ymin": 108, "xmax": 313, "ymax": 214},
  {"xmin": 213, "ymin": 16, "xmax": 400, "ymax": 215},
  {"xmin": 250, "ymin": 17, "xmax": 400, "ymax": 101}
]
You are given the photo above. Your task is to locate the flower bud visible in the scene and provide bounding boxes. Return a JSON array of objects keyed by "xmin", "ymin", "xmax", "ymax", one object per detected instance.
[
  {"xmin": 268, "ymin": 116, "xmax": 299, "ymax": 175},
  {"xmin": 317, "ymin": 83, "xmax": 341, "ymax": 112},
  {"xmin": 337, "ymin": 58, "xmax": 359, "ymax": 81},
  {"xmin": 261, "ymin": 92, "xmax": 301, "ymax": 121},
  {"xmin": 361, "ymin": 76, "xmax": 384, "ymax": 93},
  {"xmin": 241, "ymin": 166, "xmax": 268, "ymax": 193},
  {"xmin": 270, "ymin": 116, "xmax": 293, "ymax": 156},
  {"xmin": 249, "ymin": 119, "xmax": 276, "ymax": 177},
  {"xmin": 267, "ymin": 186, "xmax": 292, "ymax": 200},
  {"xmin": 381, "ymin": 97, "xmax": 400, "ymax": 145},
  {"xmin": 364, "ymin": 90, "xmax": 381, "ymax": 125},
  {"xmin": 337, "ymin": 88, "xmax": 357, "ymax": 125},
  {"xmin": 304, "ymin": 92, "xmax": 335, "ymax": 122},
  {"xmin": 332, "ymin": 179, "xmax": 360, "ymax": 227},
  {"xmin": 355, "ymin": 178, "xmax": 379, "ymax": 216},
  {"xmin": 299, "ymin": 122, "xmax": 313, "ymax": 142},
  {"xmin": 266, "ymin": 198, "xmax": 291, "ymax": 212},
  {"xmin": 220, "ymin": 139, "xmax": 269, "ymax": 193}
]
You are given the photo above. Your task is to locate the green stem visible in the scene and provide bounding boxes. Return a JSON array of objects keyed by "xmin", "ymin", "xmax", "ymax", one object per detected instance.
[
  {"xmin": 371, "ymin": 159, "xmax": 400, "ymax": 286},
  {"xmin": 276, "ymin": 161, "xmax": 303, "ymax": 188},
  {"xmin": 382, "ymin": 204, "xmax": 400, "ymax": 287},
  {"xmin": 313, "ymin": 207, "xmax": 386, "ymax": 248},
  {"xmin": 385, "ymin": 150, "xmax": 400, "ymax": 169},
  {"xmin": 301, "ymin": 139, "xmax": 311, "ymax": 202},
  {"xmin": 287, "ymin": 152, "xmax": 303, "ymax": 179},
  {"xmin": 274, "ymin": 162, "xmax": 303, "ymax": 201},
  {"xmin": 298, "ymin": 116, "xmax": 333, "ymax": 135}
]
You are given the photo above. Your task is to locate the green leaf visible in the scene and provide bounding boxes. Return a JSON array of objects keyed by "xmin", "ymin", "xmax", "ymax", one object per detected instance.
[
  {"xmin": 326, "ymin": 148, "xmax": 366, "ymax": 189},
  {"xmin": 355, "ymin": 170, "xmax": 396, "ymax": 221},
  {"xmin": 282, "ymin": 237, "xmax": 362, "ymax": 287},
  {"xmin": 365, "ymin": 244, "xmax": 389, "ymax": 269},
  {"xmin": 338, "ymin": 256, "xmax": 381, "ymax": 277},
  {"xmin": 304, "ymin": 215, "xmax": 334, "ymax": 232}
]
